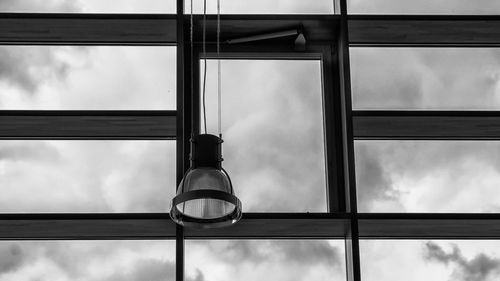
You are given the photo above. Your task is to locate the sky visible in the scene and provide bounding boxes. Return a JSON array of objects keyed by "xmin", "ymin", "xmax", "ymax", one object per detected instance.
[
  {"xmin": 361, "ymin": 240, "xmax": 500, "ymax": 281},
  {"xmin": 0, "ymin": 1, "xmax": 337, "ymax": 281},
  {"xmin": 0, "ymin": 0, "xmax": 498, "ymax": 281},
  {"xmin": 187, "ymin": 0, "xmax": 333, "ymax": 14},
  {"xmin": 0, "ymin": 241, "xmax": 177, "ymax": 281},
  {"xmin": 351, "ymin": 48, "xmax": 500, "ymax": 213},
  {"xmin": 348, "ymin": 0, "xmax": 500, "ymax": 14},
  {"xmin": 186, "ymin": 240, "xmax": 345, "ymax": 281},
  {"xmin": 0, "ymin": 46, "xmax": 175, "ymax": 110}
]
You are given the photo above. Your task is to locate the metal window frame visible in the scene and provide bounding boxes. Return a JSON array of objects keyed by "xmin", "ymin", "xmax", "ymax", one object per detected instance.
[{"xmin": 0, "ymin": 1, "xmax": 497, "ymax": 281}]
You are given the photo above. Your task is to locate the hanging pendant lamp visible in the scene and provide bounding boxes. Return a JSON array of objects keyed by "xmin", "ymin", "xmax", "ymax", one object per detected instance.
[
  {"xmin": 170, "ymin": 134, "xmax": 242, "ymax": 228},
  {"xmin": 170, "ymin": 0, "xmax": 242, "ymax": 228}
]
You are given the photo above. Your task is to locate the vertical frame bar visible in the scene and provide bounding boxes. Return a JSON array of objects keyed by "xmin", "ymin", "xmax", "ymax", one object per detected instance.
[
  {"xmin": 337, "ymin": 0, "xmax": 361, "ymax": 281},
  {"xmin": 321, "ymin": 43, "xmax": 346, "ymax": 213},
  {"xmin": 176, "ymin": 225, "xmax": 185, "ymax": 281},
  {"xmin": 193, "ymin": 45, "xmax": 201, "ymax": 136},
  {"xmin": 176, "ymin": 1, "xmax": 186, "ymax": 281}
]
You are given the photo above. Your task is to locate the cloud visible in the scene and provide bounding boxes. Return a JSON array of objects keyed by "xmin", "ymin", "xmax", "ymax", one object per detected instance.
[
  {"xmin": 195, "ymin": 240, "xmax": 341, "ymax": 267},
  {"xmin": 0, "ymin": 2, "xmax": 85, "ymax": 95},
  {"xmin": 0, "ymin": 142, "xmax": 61, "ymax": 162},
  {"xmin": 270, "ymin": 240, "xmax": 341, "ymax": 266},
  {"xmin": 354, "ymin": 142, "xmax": 400, "ymax": 210},
  {"xmin": 0, "ymin": 46, "xmax": 88, "ymax": 95},
  {"xmin": 100, "ymin": 141, "xmax": 176, "ymax": 212},
  {"xmin": 187, "ymin": 240, "xmax": 344, "ymax": 281},
  {"xmin": 107, "ymin": 259, "xmax": 177, "ymax": 281},
  {"xmin": 355, "ymin": 141, "xmax": 500, "ymax": 212},
  {"xmin": 0, "ymin": 244, "xmax": 26, "ymax": 274},
  {"xmin": 349, "ymin": 0, "xmax": 500, "ymax": 14},
  {"xmin": 0, "ymin": 141, "xmax": 174, "ymax": 213},
  {"xmin": 0, "ymin": 0, "xmax": 80, "ymax": 12},
  {"xmin": 189, "ymin": 270, "xmax": 206, "ymax": 281},
  {"xmin": 351, "ymin": 48, "xmax": 500, "ymax": 110},
  {"xmin": 202, "ymin": 60, "xmax": 327, "ymax": 212},
  {"xmin": 350, "ymin": 48, "xmax": 424, "ymax": 109},
  {"xmin": 0, "ymin": 241, "xmax": 176, "ymax": 281},
  {"xmin": 107, "ymin": 259, "xmax": 206, "ymax": 281},
  {"xmin": 189, "ymin": 0, "xmax": 332, "ymax": 13},
  {"xmin": 424, "ymin": 242, "xmax": 500, "ymax": 281}
]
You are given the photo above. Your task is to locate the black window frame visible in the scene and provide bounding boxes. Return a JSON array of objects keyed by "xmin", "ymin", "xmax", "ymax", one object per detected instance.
[{"xmin": 0, "ymin": 1, "xmax": 497, "ymax": 281}]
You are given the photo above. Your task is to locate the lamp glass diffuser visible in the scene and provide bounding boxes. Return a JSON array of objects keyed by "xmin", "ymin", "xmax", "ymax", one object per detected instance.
[{"xmin": 170, "ymin": 134, "xmax": 242, "ymax": 228}]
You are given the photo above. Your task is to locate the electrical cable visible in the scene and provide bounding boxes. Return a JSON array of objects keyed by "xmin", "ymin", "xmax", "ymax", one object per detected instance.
[
  {"xmin": 190, "ymin": 0, "xmax": 194, "ymax": 138},
  {"xmin": 217, "ymin": 0, "xmax": 221, "ymax": 137},
  {"xmin": 202, "ymin": 0, "xmax": 208, "ymax": 134}
]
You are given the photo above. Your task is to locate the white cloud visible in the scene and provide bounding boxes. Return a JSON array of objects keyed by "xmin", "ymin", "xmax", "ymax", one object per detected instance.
[
  {"xmin": 349, "ymin": 0, "xmax": 500, "ymax": 14},
  {"xmin": 202, "ymin": 60, "xmax": 327, "ymax": 212},
  {"xmin": 0, "ymin": 0, "xmax": 80, "ymax": 12},
  {"xmin": 0, "ymin": 141, "xmax": 175, "ymax": 213},
  {"xmin": 0, "ymin": 46, "xmax": 175, "ymax": 110},
  {"xmin": 187, "ymin": 0, "xmax": 333, "ymax": 14},
  {"xmin": 186, "ymin": 240, "xmax": 345, "ymax": 281},
  {"xmin": 425, "ymin": 241, "xmax": 500, "ymax": 281},
  {"xmin": 0, "ymin": 241, "xmax": 175, "ymax": 281},
  {"xmin": 362, "ymin": 241, "xmax": 500, "ymax": 281},
  {"xmin": 356, "ymin": 141, "xmax": 500, "ymax": 212},
  {"xmin": 0, "ymin": 0, "xmax": 173, "ymax": 13},
  {"xmin": 351, "ymin": 48, "xmax": 500, "ymax": 110}
]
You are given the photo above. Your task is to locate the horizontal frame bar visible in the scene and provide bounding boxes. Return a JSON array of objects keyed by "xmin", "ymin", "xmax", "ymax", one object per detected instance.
[
  {"xmin": 0, "ymin": 214, "xmax": 176, "ymax": 240},
  {"xmin": 0, "ymin": 213, "xmax": 349, "ymax": 239},
  {"xmin": 185, "ymin": 213, "xmax": 349, "ymax": 239},
  {"xmin": 0, "ymin": 14, "xmax": 338, "ymax": 45},
  {"xmin": 358, "ymin": 213, "xmax": 500, "ymax": 239},
  {"xmin": 0, "ymin": 13, "xmax": 177, "ymax": 45},
  {"xmin": 192, "ymin": 15, "xmax": 338, "ymax": 44},
  {"xmin": 349, "ymin": 15, "xmax": 500, "ymax": 46},
  {"xmin": 6, "ymin": 15, "xmax": 500, "ymax": 47},
  {"xmin": 0, "ymin": 110, "xmax": 176, "ymax": 139},
  {"xmin": 353, "ymin": 111, "xmax": 500, "ymax": 140},
  {"xmin": 3, "ymin": 213, "xmax": 500, "ymax": 239}
]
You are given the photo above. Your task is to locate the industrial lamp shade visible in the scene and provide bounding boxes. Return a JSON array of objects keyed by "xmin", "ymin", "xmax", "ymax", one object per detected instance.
[{"xmin": 170, "ymin": 134, "xmax": 242, "ymax": 228}]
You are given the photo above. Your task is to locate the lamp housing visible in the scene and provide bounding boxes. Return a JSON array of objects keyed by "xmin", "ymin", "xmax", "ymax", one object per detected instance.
[{"xmin": 170, "ymin": 134, "xmax": 242, "ymax": 229}]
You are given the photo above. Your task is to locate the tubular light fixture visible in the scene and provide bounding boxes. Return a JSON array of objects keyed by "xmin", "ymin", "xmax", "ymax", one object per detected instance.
[{"xmin": 170, "ymin": 0, "xmax": 242, "ymax": 229}]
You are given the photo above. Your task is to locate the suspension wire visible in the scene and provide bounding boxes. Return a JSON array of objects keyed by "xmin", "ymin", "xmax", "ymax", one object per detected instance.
[
  {"xmin": 202, "ymin": 0, "xmax": 208, "ymax": 134},
  {"xmin": 217, "ymin": 0, "xmax": 222, "ymax": 137},
  {"xmin": 190, "ymin": 0, "xmax": 194, "ymax": 138},
  {"xmin": 184, "ymin": 0, "xmax": 195, "ymax": 202}
]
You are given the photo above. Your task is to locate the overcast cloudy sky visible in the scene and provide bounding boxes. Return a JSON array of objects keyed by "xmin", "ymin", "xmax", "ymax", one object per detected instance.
[
  {"xmin": 0, "ymin": 0, "xmax": 497, "ymax": 281},
  {"xmin": 348, "ymin": 0, "xmax": 500, "ymax": 14}
]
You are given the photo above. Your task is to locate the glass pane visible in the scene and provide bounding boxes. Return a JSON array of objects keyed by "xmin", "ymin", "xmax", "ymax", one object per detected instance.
[
  {"xmin": 186, "ymin": 0, "xmax": 333, "ymax": 14},
  {"xmin": 355, "ymin": 141, "xmax": 500, "ymax": 213},
  {"xmin": 0, "ymin": 241, "xmax": 174, "ymax": 280},
  {"xmin": 0, "ymin": 140, "xmax": 174, "ymax": 213},
  {"xmin": 0, "ymin": 0, "xmax": 174, "ymax": 13},
  {"xmin": 0, "ymin": 46, "xmax": 175, "ymax": 110},
  {"xmin": 349, "ymin": 0, "xmax": 500, "ymax": 14},
  {"xmin": 186, "ymin": 240, "xmax": 346, "ymax": 281},
  {"xmin": 351, "ymin": 48, "xmax": 500, "ymax": 110},
  {"xmin": 361, "ymin": 240, "xmax": 500, "ymax": 281},
  {"xmin": 201, "ymin": 60, "xmax": 327, "ymax": 212}
]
